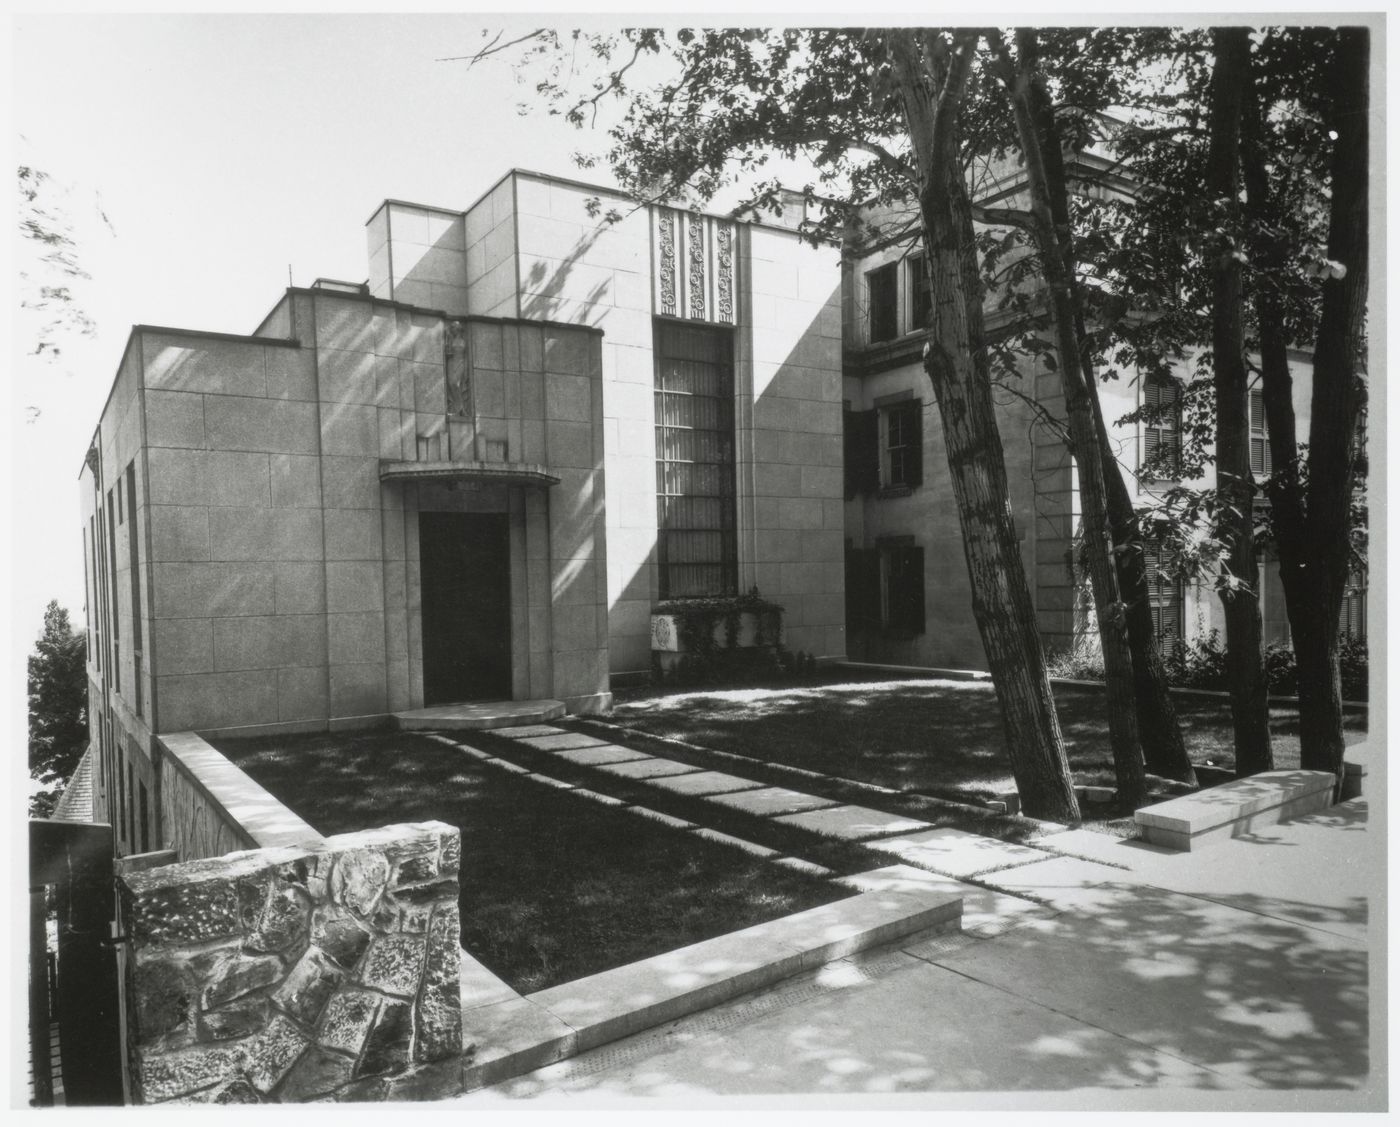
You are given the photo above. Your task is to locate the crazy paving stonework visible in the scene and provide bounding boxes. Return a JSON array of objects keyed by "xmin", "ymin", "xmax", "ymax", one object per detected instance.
[{"xmin": 120, "ymin": 821, "xmax": 465, "ymax": 1103}]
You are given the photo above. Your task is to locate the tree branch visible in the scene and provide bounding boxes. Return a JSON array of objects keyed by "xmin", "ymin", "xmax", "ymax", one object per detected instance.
[{"xmin": 438, "ymin": 28, "xmax": 546, "ymax": 65}]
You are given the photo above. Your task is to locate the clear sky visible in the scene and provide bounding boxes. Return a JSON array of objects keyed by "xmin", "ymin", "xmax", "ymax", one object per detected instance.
[{"xmin": 12, "ymin": 14, "xmax": 653, "ymax": 644}]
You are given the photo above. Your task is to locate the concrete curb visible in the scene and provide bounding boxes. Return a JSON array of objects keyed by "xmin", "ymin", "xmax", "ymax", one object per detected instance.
[{"xmin": 459, "ymin": 875, "xmax": 962, "ymax": 1092}]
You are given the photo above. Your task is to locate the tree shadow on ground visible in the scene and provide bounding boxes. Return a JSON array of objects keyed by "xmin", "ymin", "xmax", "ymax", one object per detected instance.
[
  {"xmin": 503, "ymin": 879, "xmax": 1369, "ymax": 1097},
  {"xmin": 609, "ymin": 678, "xmax": 1368, "ymax": 801}
]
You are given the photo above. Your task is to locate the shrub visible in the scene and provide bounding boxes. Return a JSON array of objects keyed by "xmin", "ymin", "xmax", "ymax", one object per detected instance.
[
  {"xmin": 1340, "ymin": 636, "xmax": 1369, "ymax": 701},
  {"xmin": 1264, "ymin": 644, "xmax": 1298, "ymax": 697},
  {"xmin": 1161, "ymin": 629, "xmax": 1229, "ymax": 690},
  {"xmin": 1044, "ymin": 633, "xmax": 1105, "ymax": 682}
]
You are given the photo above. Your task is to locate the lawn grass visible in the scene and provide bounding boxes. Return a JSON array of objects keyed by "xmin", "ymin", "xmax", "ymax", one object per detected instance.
[
  {"xmin": 601, "ymin": 676, "xmax": 1370, "ymax": 806},
  {"xmin": 213, "ymin": 729, "xmax": 848, "ymax": 994}
]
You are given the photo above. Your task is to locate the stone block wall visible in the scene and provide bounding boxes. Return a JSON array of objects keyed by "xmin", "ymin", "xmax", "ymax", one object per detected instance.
[{"xmin": 121, "ymin": 821, "xmax": 464, "ymax": 1104}]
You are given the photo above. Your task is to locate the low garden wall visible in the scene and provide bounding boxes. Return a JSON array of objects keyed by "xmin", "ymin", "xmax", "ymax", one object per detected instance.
[
  {"xmin": 120, "ymin": 820, "xmax": 465, "ymax": 1103},
  {"xmin": 157, "ymin": 732, "xmax": 326, "ymax": 862}
]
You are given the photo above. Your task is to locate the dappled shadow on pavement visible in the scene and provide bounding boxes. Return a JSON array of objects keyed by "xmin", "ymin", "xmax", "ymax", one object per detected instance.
[{"xmin": 490, "ymin": 877, "xmax": 1368, "ymax": 1098}]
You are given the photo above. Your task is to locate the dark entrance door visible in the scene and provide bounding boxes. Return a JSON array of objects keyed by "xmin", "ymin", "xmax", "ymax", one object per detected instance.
[{"xmin": 419, "ymin": 512, "xmax": 512, "ymax": 705}]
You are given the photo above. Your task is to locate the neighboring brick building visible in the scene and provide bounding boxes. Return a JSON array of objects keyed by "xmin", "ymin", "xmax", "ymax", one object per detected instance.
[{"xmin": 839, "ymin": 151, "xmax": 1358, "ymax": 670}]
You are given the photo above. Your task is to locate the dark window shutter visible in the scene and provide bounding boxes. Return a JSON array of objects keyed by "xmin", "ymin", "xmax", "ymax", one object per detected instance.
[
  {"xmin": 888, "ymin": 545, "xmax": 925, "ymax": 635},
  {"xmin": 847, "ymin": 409, "xmax": 879, "ymax": 495},
  {"xmin": 905, "ymin": 401, "xmax": 923, "ymax": 487},
  {"xmin": 846, "ymin": 547, "xmax": 881, "ymax": 632}
]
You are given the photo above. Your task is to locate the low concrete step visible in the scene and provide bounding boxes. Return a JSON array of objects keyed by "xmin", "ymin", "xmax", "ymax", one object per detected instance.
[
  {"xmin": 393, "ymin": 700, "xmax": 566, "ymax": 731},
  {"xmin": 1134, "ymin": 769, "xmax": 1336, "ymax": 851}
]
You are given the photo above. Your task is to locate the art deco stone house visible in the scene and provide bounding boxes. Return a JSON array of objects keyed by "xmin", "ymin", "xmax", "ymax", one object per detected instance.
[{"xmin": 80, "ymin": 170, "xmax": 844, "ymax": 854}]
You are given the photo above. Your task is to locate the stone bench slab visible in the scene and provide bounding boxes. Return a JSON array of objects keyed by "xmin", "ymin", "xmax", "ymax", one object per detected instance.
[
  {"xmin": 1134, "ymin": 769, "xmax": 1336, "ymax": 851},
  {"xmin": 1341, "ymin": 744, "xmax": 1375, "ymax": 801},
  {"xmin": 772, "ymin": 804, "xmax": 932, "ymax": 842}
]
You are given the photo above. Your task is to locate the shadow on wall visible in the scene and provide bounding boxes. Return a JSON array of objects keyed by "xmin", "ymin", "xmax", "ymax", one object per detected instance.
[
  {"xmin": 490, "ymin": 879, "xmax": 1368, "ymax": 1095},
  {"xmin": 521, "ymin": 222, "xmax": 615, "ymax": 328}
]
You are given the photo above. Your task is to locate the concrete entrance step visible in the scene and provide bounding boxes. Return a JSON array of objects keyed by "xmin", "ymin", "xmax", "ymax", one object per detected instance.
[{"xmin": 393, "ymin": 699, "xmax": 566, "ymax": 731}]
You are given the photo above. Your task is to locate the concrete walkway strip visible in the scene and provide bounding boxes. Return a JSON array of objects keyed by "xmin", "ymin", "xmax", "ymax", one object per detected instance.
[
  {"xmin": 867, "ymin": 827, "xmax": 1050, "ymax": 878},
  {"xmin": 515, "ymin": 732, "xmax": 610, "ymax": 751},
  {"xmin": 840, "ymin": 864, "xmax": 1059, "ymax": 939},
  {"xmin": 708, "ymin": 785, "xmax": 843, "ymax": 817},
  {"xmin": 642, "ymin": 769, "xmax": 769, "ymax": 797},
  {"xmin": 550, "ymin": 745, "xmax": 652, "ymax": 767},
  {"xmin": 522, "ymin": 883, "xmax": 963, "ymax": 1060},
  {"xmin": 773, "ymin": 803, "xmax": 932, "ymax": 842},
  {"xmin": 589, "ymin": 757, "xmax": 704, "ymax": 781}
]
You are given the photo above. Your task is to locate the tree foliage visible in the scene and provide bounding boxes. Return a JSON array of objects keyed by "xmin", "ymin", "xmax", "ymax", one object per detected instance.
[
  {"xmin": 18, "ymin": 165, "xmax": 99, "ymax": 360},
  {"xmin": 28, "ymin": 601, "xmax": 88, "ymax": 818}
]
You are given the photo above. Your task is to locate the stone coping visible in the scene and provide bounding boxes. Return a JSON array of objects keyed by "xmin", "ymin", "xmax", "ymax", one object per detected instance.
[
  {"xmin": 1134, "ymin": 770, "xmax": 1336, "ymax": 851},
  {"xmin": 458, "ymin": 868, "xmax": 962, "ymax": 1092},
  {"xmin": 158, "ymin": 732, "xmax": 326, "ymax": 852}
]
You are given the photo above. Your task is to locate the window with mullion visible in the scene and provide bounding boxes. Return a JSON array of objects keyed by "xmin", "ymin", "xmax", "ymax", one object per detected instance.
[{"xmin": 654, "ymin": 321, "xmax": 738, "ymax": 598}]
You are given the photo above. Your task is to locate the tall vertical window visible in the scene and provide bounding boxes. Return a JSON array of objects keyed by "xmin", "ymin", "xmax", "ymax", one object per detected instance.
[
  {"xmin": 1143, "ymin": 545, "xmax": 1184, "ymax": 654},
  {"xmin": 1141, "ymin": 377, "xmax": 1182, "ymax": 478},
  {"xmin": 867, "ymin": 262, "xmax": 898, "ymax": 343},
  {"xmin": 1249, "ymin": 387, "xmax": 1273, "ymax": 476},
  {"xmin": 907, "ymin": 253, "xmax": 930, "ymax": 334},
  {"xmin": 655, "ymin": 321, "xmax": 737, "ymax": 598},
  {"xmin": 126, "ymin": 464, "xmax": 143, "ymax": 715},
  {"xmin": 106, "ymin": 489, "xmax": 119, "ymax": 691}
]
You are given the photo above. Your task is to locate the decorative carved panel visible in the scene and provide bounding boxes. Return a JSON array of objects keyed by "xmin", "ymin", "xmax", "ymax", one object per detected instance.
[{"xmin": 652, "ymin": 207, "xmax": 736, "ymax": 326}]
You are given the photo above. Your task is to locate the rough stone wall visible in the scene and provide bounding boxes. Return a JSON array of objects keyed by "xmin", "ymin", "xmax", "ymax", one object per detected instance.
[{"xmin": 121, "ymin": 821, "xmax": 463, "ymax": 1104}]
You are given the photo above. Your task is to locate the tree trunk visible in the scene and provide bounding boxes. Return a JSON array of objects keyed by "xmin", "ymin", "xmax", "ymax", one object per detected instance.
[
  {"xmin": 1295, "ymin": 26, "xmax": 1369, "ymax": 778},
  {"xmin": 993, "ymin": 30, "xmax": 1147, "ymax": 807},
  {"xmin": 889, "ymin": 33, "xmax": 1081, "ymax": 822},
  {"xmin": 1208, "ymin": 28, "xmax": 1273, "ymax": 776},
  {"xmin": 1089, "ymin": 374, "xmax": 1197, "ymax": 784}
]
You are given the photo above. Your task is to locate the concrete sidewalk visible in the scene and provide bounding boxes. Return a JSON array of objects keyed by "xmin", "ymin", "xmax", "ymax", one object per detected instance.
[{"xmin": 450, "ymin": 796, "xmax": 1380, "ymax": 1109}]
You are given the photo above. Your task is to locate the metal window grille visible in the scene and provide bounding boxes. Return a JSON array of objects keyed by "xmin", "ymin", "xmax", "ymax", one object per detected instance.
[{"xmin": 654, "ymin": 321, "xmax": 738, "ymax": 598}]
